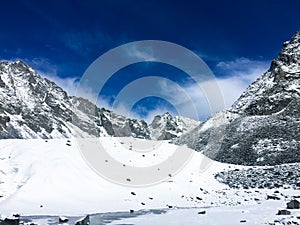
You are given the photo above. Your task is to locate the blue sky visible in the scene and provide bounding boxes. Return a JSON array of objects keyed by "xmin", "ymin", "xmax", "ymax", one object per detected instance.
[{"xmin": 1, "ymin": 0, "xmax": 300, "ymax": 121}]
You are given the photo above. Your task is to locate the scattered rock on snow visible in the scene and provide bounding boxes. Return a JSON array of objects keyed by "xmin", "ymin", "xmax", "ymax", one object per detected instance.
[
  {"xmin": 215, "ymin": 163, "xmax": 300, "ymax": 189},
  {"xmin": 59, "ymin": 216, "xmax": 69, "ymax": 223},
  {"xmin": 75, "ymin": 215, "xmax": 90, "ymax": 225},
  {"xmin": 267, "ymin": 195, "xmax": 281, "ymax": 200},
  {"xmin": 277, "ymin": 209, "xmax": 291, "ymax": 215},
  {"xmin": 286, "ymin": 199, "xmax": 300, "ymax": 209}
]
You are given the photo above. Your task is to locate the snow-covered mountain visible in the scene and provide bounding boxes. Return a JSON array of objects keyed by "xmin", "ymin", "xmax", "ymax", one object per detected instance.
[
  {"xmin": 149, "ymin": 112, "xmax": 200, "ymax": 140},
  {"xmin": 0, "ymin": 61, "xmax": 197, "ymax": 139},
  {"xmin": 177, "ymin": 31, "xmax": 300, "ymax": 166}
]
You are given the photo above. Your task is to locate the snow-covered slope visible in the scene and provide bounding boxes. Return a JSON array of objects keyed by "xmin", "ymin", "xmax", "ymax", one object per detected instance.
[
  {"xmin": 0, "ymin": 138, "xmax": 299, "ymax": 225},
  {"xmin": 0, "ymin": 61, "xmax": 197, "ymax": 140},
  {"xmin": 0, "ymin": 138, "xmax": 222, "ymax": 215},
  {"xmin": 177, "ymin": 30, "xmax": 300, "ymax": 166},
  {"xmin": 149, "ymin": 112, "xmax": 200, "ymax": 140}
]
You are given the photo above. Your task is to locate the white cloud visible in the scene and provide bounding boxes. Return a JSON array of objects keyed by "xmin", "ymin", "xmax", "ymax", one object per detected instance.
[
  {"xmin": 2, "ymin": 56, "xmax": 270, "ymax": 122},
  {"xmin": 106, "ymin": 100, "xmax": 174, "ymax": 123},
  {"xmin": 131, "ymin": 106, "xmax": 175, "ymax": 123},
  {"xmin": 126, "ymin": 45, "xmax": 157, "ymax": 61},
  {"xmin": 214, "ymin": 57, "xmax": 270, "ymax": 107},
  {"xmin": 74, "ymin": 57, "xmax": 271, "ymax": 122},
  {"xmin": 216, "ymin": 57, "xmax": 270, "ymax": 82},
  {"xmin": 127, "ymin": 57, "xmax": 271, "ymax": 121},
  {"xmin": 22, "ymin": 57, "xmax": 81, "ymax": 96},
  {"xmin": 43, "ymin": 74, "xmax": 80, "ymax": 96}
]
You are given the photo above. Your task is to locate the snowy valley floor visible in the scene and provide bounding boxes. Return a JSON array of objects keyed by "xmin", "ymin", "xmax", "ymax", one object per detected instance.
[{"xmin": 0, "ymin": 138, "xmax": 299, "ymax": 225}]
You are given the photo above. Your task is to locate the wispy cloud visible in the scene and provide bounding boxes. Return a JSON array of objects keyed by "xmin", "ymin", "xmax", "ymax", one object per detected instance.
[
  {"xmin": 131, "ymin": 105, "xmax": 176, "ymax": 123},
  {"xmin": 73, "ymin": 57, "xmax": 271, "ymax": 122},
  {"xmin": 44, "ymin": 74, "xmax": 80, "ymax": 97},
  {"xmin": 120, "ymin": 57, "xmax": 271, "ymax": 121},
  {"xmin": 215, "ymin": 57, "xmax": 270, "ymax": 81},
  {"xmin": 213, "ymin": 57, "xmax": 270, "ymax": 107},
  {"xmin": 2, "ymin": 56, "xmax": 270, "ymax": 122},
  {"xmin": 23, "ymin": 57, "xmax": 81, "ymax": 96},
  {"xmin": 125, "ymin": 44, "xmax": 158, "ymax": 61},
  {"xmin": 194, "ymin": 50, "xmax": 223, "ymax": 62},
  {"xmin": 101, "ymin": 99, "xmax": 175, "ymax": 123}
]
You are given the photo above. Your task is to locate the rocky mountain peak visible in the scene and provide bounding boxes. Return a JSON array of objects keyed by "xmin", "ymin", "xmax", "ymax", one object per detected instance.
[
  {"xmin": 0, "ymin": 60, "xmax": 198, "ymax": 139},
  {"xmin": 177, "ymin": 31, "xmax": 300, "ymax": 166},
  {"xmin": 231, "ymin": 31, "xmax": 300, "ymax": 116},
  {"xmin": 149, "ymin": 112, "xmax": 200, "ymax": 140},
  {"xmin": 269, "ymin": 30, "xmax": 300, "ymax": 81},
  {"xmin": 276, "ymin": 30, "xmax": 300, "ymax": 73}
]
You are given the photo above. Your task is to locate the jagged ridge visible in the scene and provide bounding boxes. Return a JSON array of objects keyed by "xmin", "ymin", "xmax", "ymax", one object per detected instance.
[
  {"xmin": 176, "ymin": 31, "xmax": 300, "ymax": 166},
  {"xmin": 0, "ymin": 61, "xmax": 197, "ymax": 139}
]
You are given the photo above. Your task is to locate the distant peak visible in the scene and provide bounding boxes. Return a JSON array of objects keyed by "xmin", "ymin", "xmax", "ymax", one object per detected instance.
[
  {"xmin": 163, "ymin": 112, "xmax": 172, "ymax": 117},
  {"xmin": 281, "ymin": 31, "xmax": 300, "ymax": 49},
  {"xmin": 270, "ymin": 31, "xmax": 300, "ymax": 75},
  {"xmin": 0, "ymin": 60, "xmax": 31, "ymax": 70},
  {"xmin": 14, "ymin": 60, "xmax": 29, "ymax": 67},
  {"xmin": 293, "ymin": 30, "xmax": 300, "ymax": 37},
  {"xmin": 16, "ymin": 60, "xmax": 24, "ymax": 64}
]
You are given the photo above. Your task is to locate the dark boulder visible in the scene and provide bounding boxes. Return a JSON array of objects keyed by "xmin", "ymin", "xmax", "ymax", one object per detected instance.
[
  {"xmin": 287, "ymin": 199, "xmax": 300, "ymax": 209},
  {"xmin": 277, "ymin": 209, "xmax": 291, "ymax": 215},
  {"xmin": 58, "ymin": 216, "xmax": 69, "ymax": 223},
  {"xmin": 267, "ymin": 195, "xmax": 281, "ymax": 200},
  {"xmin": 0, "ymin": 217, "xmax": 20, "ymax": 225},
  {"xmin": 75, "ymin": 215, "xmax": 89, "ymax": 225}
]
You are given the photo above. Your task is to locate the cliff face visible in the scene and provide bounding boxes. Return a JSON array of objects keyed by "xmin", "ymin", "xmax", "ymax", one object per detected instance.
[
  {"xmin": 0, "ymin": 61, "xmax": 197, "ymax": 140},
  {"xmin": 177, "ymin": 31, "xmax": 300, "ymax": 166}
]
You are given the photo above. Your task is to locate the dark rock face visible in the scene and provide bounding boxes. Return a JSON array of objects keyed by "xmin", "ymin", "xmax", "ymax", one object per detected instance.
[
  {"xmin": 215, "ymin": 163, "xmax": 300, "ymax": 189},
  {"xmin": 177, "ymin": 31, "xmax": 300, "ymax": 166},
  {"xmin": 211, "ymin": 99, "xmax": 300, "ymax": 165},
  {"xmin": 0, "ymin": 217, "xmax": 20, "ymax": 225},
  {"xmin": 277, "ymin": 210, "xmax": 291, "ymax": 215},
  {"xmin": 267, "ymin": 195, "xmax": 281, "ymax": 200},
  {"xmin": 149, "ymin": 112, "xmax": 199, "ymax": 140},
  {"xmin": 58, "ymin": 216, "xmax": 69, "ymax": 223},
  {"xmin": 0, "ymin": 115, "xmax": 10, "ymax": 130},
  {"xmin": 287, "ymin": 199, "xmax": 300, "ymax": 209},
  {"xmin": 75, "ymin": 215, "xmax": 89, "ymax": 225}
]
